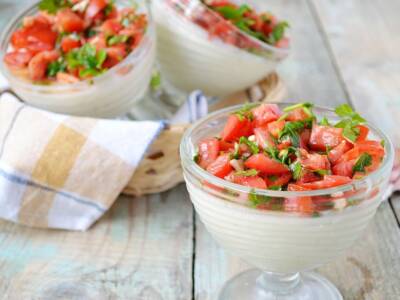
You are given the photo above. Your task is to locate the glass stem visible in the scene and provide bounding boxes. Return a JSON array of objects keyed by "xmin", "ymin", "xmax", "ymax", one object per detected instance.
[{"xmin": 256, "ymin": 271, "xmax": 301, "ymax": 295}]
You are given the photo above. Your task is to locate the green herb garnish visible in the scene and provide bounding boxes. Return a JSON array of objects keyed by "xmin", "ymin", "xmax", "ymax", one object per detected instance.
[
  {"xmin": 38, "ymin": 0, "xmax": 70, "ymax": 14},
  {"xmin": 235, "ymin": 169, "xmax": 258, "ymax": 177},
  {"xmin": 352, "ymin": 153, "xmax": 372, "ymax": 174},
  {"xmin": 268, "ymin": 21, "xmax": 289, "ymax": 44},
  {"xmin": 249, "ymin": 190, "xmax": 271, "ymax": 207},
  {"xmin": 314, "ymin": 169, "xmax": 330, "ymax": 176},
  {"xmin": 278, "ymin": 121, "xmax": 306, "ymax": 147},
  {"xmin": 234, "ymin": 103, "xmax": 256, "ymax": 121},
  {"xmin": 150, "ymin": 71, "xmax": 162, "ymax": 91},
  {"xmin": 193, "ymin": 153, "xmax": 200, "ymax": 163},
  {"xmin": 239, "ymin": 136, "xmax": 259, "ymax": 154},
  {"xmin": 290, "ymin": 161, "xmax": 302, "ymax": 180},
  {"xmin": 47, "ymin": 59, "xmax": 66, "ymax": 77},
  {"xmin": 319, "ymin": 117, "xmax": 330, "ymax": 126},
  {"xmin": 334, "ymin": 104, "xmax": 366, "ymax": 143},
  {"xmin": 107, "ymin": 35, "xmax": 129, "ymax": 46},
  {"xmin": 66, "ymin": 44, "xmax": 107, "ymax": 78}
]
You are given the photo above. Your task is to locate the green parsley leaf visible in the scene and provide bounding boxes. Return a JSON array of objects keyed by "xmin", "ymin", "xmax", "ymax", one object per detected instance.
[
  {"xmin": 335, "ymin": 104, "xmax": 366, "ymax": 123},
  {"xmin": 290, "ymin": 161, "xmax": 302, "ymax": 180},
  {"xmin": 215, "ymin": 4, "xmax": 251, "ymax": 20},
  {"xmin": 150, "ymin": 71, "xmax": 162, "ymax": 91},
  {"xmin": 278, "ymin": 146, "xmax": 297, "ymax": 165},
  {"xmin": 104, "ymin": 0, "xmax": 115, "ymax": 16},
  {"xmin": 234, "ymin": 103, "xmax": 256, "ymax": 121},
  {"xmin": 107, "ymin": 35, "xmax": 129, "ymax": 46},
  {"xmin": 265, "ymin": 147, "xmax": 280, "ymax": 161},
  {"xmin": 268, "ymin": 185, "xmax": 282, "ymax": 191},
  {"xmin": 319, "ymin": 117, "xmax": 330, "ymax": 126},
  {"xmin": 235, "ymin": 169, "xmax": 259, "ymax": 177},
  {"xmin": 380, "ymin": 140, "xmax": 385, "ymax": 147},
  {"xmin": 46, "ymin": 59, "xmax": 66, "ymax": 77},
  {"xmin": 38, "ymin": 0, "xmax": 70, "ymax": 14},
  {"xmin": 353, "ymin": 153, "xmax": 372, "ymax": 174},
  {"xmin": 66, "ymin": 44, "xmax": 108, "ymax": 78},
  {"xmin": 269, "ymin": 21, "xmax": 289, "ymax": 44},
  {"xmin": 249, "ymin": 190, "xmax": 271, "ymax": 207},
  {"xmin": 278, "ymin": 121, "xmax": 305, "ymax": 147},
  {"xmin": 193, "ymin": 153, "xmax": 200, "ymax": 163},
  {"xmin": 96, "ymin": 49, "xmax": 107, "ymax": 68},
  {"xmin": 314, "ymin": 169, "xmax": 330, "ymax": 176},
  {"xmin": 239, "ymin": 136, "xmax": 259, "ymax": 154},
  {"xmin": 283, "ymin": 102, "xmax": 313, "ymax": 112},
  {"xmin": 341, "ymin": 122, "xmax": 360, "ymax": 143}
]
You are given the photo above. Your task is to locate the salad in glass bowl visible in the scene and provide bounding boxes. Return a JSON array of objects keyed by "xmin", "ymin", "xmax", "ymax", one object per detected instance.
[
  {"xmin": 181, "ymin": 102, "xmax": 394, "ymax": 299},
  {"xmin": 0, "ymin": 0, "xmax": 155, "ymax": 118},
  {"xmin": 151, "ymin": 0, "xmax": 290, "ymax": 98}
]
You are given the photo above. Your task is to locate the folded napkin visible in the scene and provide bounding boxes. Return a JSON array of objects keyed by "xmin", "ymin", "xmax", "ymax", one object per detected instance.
[{"xmin": 0, "ymin": 89, "xmax": 208, "ymax": 231}]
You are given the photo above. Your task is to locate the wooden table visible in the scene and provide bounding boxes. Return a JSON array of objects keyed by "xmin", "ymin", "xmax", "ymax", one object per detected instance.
[{"xmin": 0, "ymin": 1, "xmax": 400, "ymax": 299}]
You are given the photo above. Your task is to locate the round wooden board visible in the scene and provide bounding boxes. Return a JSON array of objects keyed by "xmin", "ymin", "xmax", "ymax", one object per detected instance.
[{"xmin": 123, "ymin": 72, "xmax": 287, "ymax": 196}]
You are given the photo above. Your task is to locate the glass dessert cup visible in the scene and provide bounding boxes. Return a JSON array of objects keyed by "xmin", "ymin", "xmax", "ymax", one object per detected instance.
[
  {"xmin": 180, "ymin": 103, "xmax": 394, "ymax": 300},
  {"xmin": 151, "ymin": 0, "xmax": 289, "ymax": 99},
  {"xmin": 0, "ymin": 0, "xmax": 155, "ymax": 118}
]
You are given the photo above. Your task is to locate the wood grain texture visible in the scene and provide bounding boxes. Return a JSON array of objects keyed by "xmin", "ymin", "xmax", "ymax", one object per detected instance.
[{"xmin": 0, "ymin": 185, "xmax": 193, "ymax": 300}]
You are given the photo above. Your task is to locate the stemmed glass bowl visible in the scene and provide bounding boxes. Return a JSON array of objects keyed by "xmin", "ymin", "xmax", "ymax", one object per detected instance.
[{"xmin": 180, "ymin": 103, "xmax": 394, "ymax": 300}]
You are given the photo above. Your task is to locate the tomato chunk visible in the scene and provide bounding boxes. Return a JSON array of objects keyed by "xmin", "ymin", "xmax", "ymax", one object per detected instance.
[
  {"xmin": 221, "ymin": 115, "xmax": 253, "ymax": 142},
  {"xmin": 328, "ymin": 141, "xmax": 352, "ymax": 164},
  {"xmin": 86, "ymin": 0, "xmax": 108, "ymax": 20},
  {"xmin": 61, "ymin": 37, "xmax": 81, "ymax": 52},
  {"xmin": 245, "ymin": 153, "xmax": 289, "ymax": 175},
  {"xmin": 254, "ymin": 127, "xmax": 275, "ymax": 150},
  {"xmin": 206, "ymin": 154, "xmax": 233, "ymax": 178},
  {"xmin": 57, "ymin": 9, "xmax": 85, "ymax": 33},
  {"xmin": 252, "ymin": 104, "xmax": 281, "ymax": 127},
  {"xmin": 297, "ymin": 175, "xmax": 352, "ymax": 190},
  {"xmin": 28, "ymin": 50, "xmax": 59, "ymax": 81},
  {"xmin": 309, "ymin": 124, "xmax": 344, "ymax": 151},
  {"xmin": 356, "ymin": 125, "xmax": 369, "ymax": 141},
  {"xmin": 286, "ymin": 107, "xmax": 309, "ymax": 121},
  {"xmin": 198, "ymin": 138, "xmax": 220, "ymax": 169},
  {"xmin": 4, "ymin": 51, "xmax": 33, "ymax": 68},
  {"xmin": 265, "ymin": 173, "xmax": 292, "ymax": 188},
  {"xmin": 230, "ymin": 175, "xmax": 267, "ymax": 189},
  {"xmin": 298, "ymin": 149, "xmax": 330, "ymax": 171},
  {"xmin": 267, "ymin": 120, "xmax": 285, "ymax": 138}
]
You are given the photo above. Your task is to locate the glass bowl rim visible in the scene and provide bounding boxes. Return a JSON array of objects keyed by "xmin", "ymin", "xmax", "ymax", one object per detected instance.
[
  {"xmin": 180, "ymin": 102, "xmax": 395, "ymax": 197},
  {"xmin": 0, "ymin": 0, "xmax": 153, "ymax": 92},
  {"xmin": 165, "ymin": 0, "xmax": 291, "ymax": 57}
]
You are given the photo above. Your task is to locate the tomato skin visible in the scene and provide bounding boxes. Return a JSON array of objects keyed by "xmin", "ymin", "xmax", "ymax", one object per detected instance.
[
  {"xmin": 328, "ymin": 140, "xmax": 352, "ymax": 164},
  {"xmin": 267, "ymin": 120, "xmax": 285, "ymax": 138},
  {"xmin": 11, "ymin": 21, "xmax": 57, "ymax": 53},
  {"xmin": 299, "ymin": 129, "xmax": 311, "ymax": 149},
  {"xmin": 57, "ymin": 9, "xmax": 85, "ymax": 33},
  {"xmin": 332, "ymin": 160, "xmax": 356, "ymax": 177},
  {"xmin": 198, "ymin": 138, "xmax": 220, "ymax": 169},
  {"xmin": 298, "ymin": 149, "xmax": 330, "ymax": 171},
  {"xmin": 265, "ymin": 173, "xmax": 292, "ymax": 187},
  {"xmin": 230, "ymin": 175, "xmax": 267, "ymax": 189},
  {"xmin": 206, "ymin": 154, "xmax": 233, "ymax": 178},
  {"xmin": 245, "ymin": 153, "xmax": 289, "ymax": 175},
  {"xmin": 61, "ymin": 37, "xmax": 81, "ymax": 52},
  {"xmin": 297, "ymin": 175, "xmax": 352, "ymax": 190},
  {"xmin": 88, "ymin": 34, "xmax": 107, "ymax": 50},
  {"xmin": 28, "ymin": 50, "xmax": 59, "ymax": 81},
  {"xmin": 219, "ymin": 140, "xmax": 234, "ymax": 151},
  {"xmin": 309, "ymin": 124, "xmax": 344, "ymax": 151},
  {"xmin": 286, "ymin": 107, "xmax": 309, "ymax": 122},
  {"xmin": 254, "ymin": 127, "xmax": 275, "ymax": 149},
  {"xmin": 221, "ymin": 115, "xmax": 253, "ymax": 142},
  {"xmin": 4, "ymin": 51, "xmax": 33, "ymax": 68},
  {"xmin": 101, "ymin": 19, "xmax": 123, "ymax": 35},
  {"xmin": 86, "ymin": 0, "xmax": 108, "ymax": 20},
  {"xmin": 102, "ymin": 46, "xmax": 127, "ymax": 68},
  {"xmin": 252, "ymin": 104, "xmax": 281, "ymax": 127},
  {"xmin": 356, "ymin": 125, "xmax": 369, "ymax": 141},
  {"xmin": 297, "ymin": 170, "xmax": 321, "ymax": 183},
  {"xmin": 56, "ymin": 72, "xmax": 79, "ymax": 83},
  {"xmin": 356, "ymin": 140, "xmax": 385, "ymax": 158}
]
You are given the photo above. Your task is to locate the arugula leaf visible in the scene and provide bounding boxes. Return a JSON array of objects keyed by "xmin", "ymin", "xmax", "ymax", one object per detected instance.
[
  {"xmin": 235, "ymin": 169, "xmax": 259, "ymax": 177},
  {"xmin": 249, "ymin": 190, "xmax": 271, "ymax": 207},
  {"xmin": 38, "ymin": 0, "xmax": 70, "ymax": 14},
  {"xmin": 278, "ymin": 121, "xmax": 305, "ymax": 147},
  {"xmin": 239, "ymin": 136, "xmax": 259, "ymax": 154},
  {"xmin": 353, "ymin": 153, "xmax": 372, "ymax": 173},
  {"xmin": 290, "ymin": 161, "xmax": 302, "ymax": 180}
]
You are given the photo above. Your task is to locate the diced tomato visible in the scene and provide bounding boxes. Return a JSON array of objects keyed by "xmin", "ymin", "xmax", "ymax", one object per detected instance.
[
  {"xmin": 102, "ymin": 46, "xmax": 126, "ymax": 68},
  {"xmin": 61, "ymin": 37, "xmax": 81, "ymax": 52},
  {"xmin": 219, "ymin": 140, "xmax": 234, "ymax": 151},
  {"xmin": 265, "ymin": 173, "xmax": 292, "ymax": 187},
  {"xmin": 28, "ymin": 50, "xmax": 59, "ymax": 81},
  {"xmin": 56, "ymin": 72, "xmax": 79, "ymax": 83},
  {"xmin": 57, "ymin": 9, "xmax": 85, "ymax": 33},
  {"xmin": 277, "ymin": 139, "xmax": 291, "ymax": 150},
  {"xmin": 356, "ymin": 125, "xmax": 369, "ymax": 141},
  {"xmin": 297, "ymin": 170, "xmax": 321, "ymax": 183},
  {"xmin": 286, "ymin": 107, "xmax": 309, "ymax": 122},
  {"xmin": 328, "ymin": 140, "xmax": 352, "ymax": 164},
  {"xmin": 285, "ymin": 184, "xmax": 314, "ymax": 214},
  {"xmin": 206, "ymin": 154, "xmax": 233, "ymax": 178},
  {"xmin": 101, "ymin": 19, "xmax": 123, "ymax": 35},
  {"xmin": 11, "ymin": 21, "xmax": 57, "ymax": 53},
  {"xmin": 298, "ymin": 149, "xmax": 330, "ymax": 171},
  {"xmin": 244, "ymin": 153, "xmax": 289, "ymax": 175},
  {"xmin": 267, "ymin": 120, "xmax": 285, "ymax": 138},
  {"xmin": 287, "ymin": 184, "xmax": 310, "ymax": 192},
  {"xmin": 355, "ymin": 140, "xmax": 385, "ymax": 159},
  {"xmin": 4, "ymin": 51, "xmax": 33, "ymax": 68},
  {"xmin": 86, "ymin": 0, "xmax": 108, "ymax": 20},
  {"xmin": 252, "ymin": 104, "xmax": 281, "ymax": 127},
  {"xmin": 297, "ymin": 175, "xmax": 352, "ymax": 190},
  {"xmin": 221, "ymin": 115, "xmax": 253, "ymax": 142},
  {"xmin": 88, "ymin": 34, "xmax": 107, "ymax": 50},
  {"xmin": 337, "ymin": 148, "xmax": 359, "ymax": 164},
  {"xmin": 299, "ymin": 129, "xmax": 311, "ymax": 149},
  {"xmin": 365, "ymin": 155, "xmax": 382, "ymax": 173},
  {"xmin": 254, "ymin": 127, "xmax": 275, "ymax": 149},
  {"xmin": 309, "ymin": 124, "xmax": 344, "ymax": 151},
  {"xmin": 230, "ymin": 175, "xmax": 267, "ymax": 189},
  {"xmin": 332, "ymin": 160, "xmax": 356, "ymax": 177},
  {"xmin": 198, "ymin": 138, "xmax": 220, "ymax": 169}
]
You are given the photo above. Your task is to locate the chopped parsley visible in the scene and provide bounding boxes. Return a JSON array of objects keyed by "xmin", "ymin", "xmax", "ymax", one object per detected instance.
[
  {"xmin": 150, "ymin": 71, "xmax": 162, "ymax": 91},
  {"xmin": 353, "ymin": 153, "xmax": 372, "ymax": 174},
  {"xmin": 334, "ymin": 104, "xmax": 366, "ymax": 142},
  {"xmin": 38, "ymin": 0, "xmax": 70, "ymax": 14},
  {"xmin": 234, "ymin": 103, "xmax": 256, "ymax": 121},
  {"xmin": 249, "ymin": 191, "xmax": 271, "ymax": 207},
  {"xmin": 319, "ymin": 117, "xmax": 330, "ymax": 126},
  {"xmin": 278, "ymin": 121, "xmax": 306, "ymax": 147},
  {"xmin": 239, "ymin": 136, "xmax": 259, "ymax": 154},
  {"xmin": 66, "ymin": 44, "xmax": 107, "ymax": 77},
  {"xmin": 235, "ymin": 169, "xmax": 258, "ymax": 177},
  {"xmin": 290, "ymin": 161, "xmax": 302, "ymax": 180},
  {"xmin": 107, "ymin": 35, "xmax": 129, "ymax": 46},
  {"xmin": 47, "ymin": 58, "xmax": 66, "ymax": 77}
]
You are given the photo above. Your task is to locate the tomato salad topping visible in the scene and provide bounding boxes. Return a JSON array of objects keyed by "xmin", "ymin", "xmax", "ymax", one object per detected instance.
[
  {"xmin": 194, "ymin": 102, "xmax": 386, "ymax": 214},
  {"xmin": 167, "ymin": 0, "xmax": 289, "ymax": 52},
  {"xmin": 4, "ymin": 0, "xmax": 147, "ymax": 83}
]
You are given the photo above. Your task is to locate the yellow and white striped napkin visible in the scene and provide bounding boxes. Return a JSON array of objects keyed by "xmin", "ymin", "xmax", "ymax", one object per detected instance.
[{"xmin": 0, "ymin": 93, "xmax": 164, "ymax": 231}]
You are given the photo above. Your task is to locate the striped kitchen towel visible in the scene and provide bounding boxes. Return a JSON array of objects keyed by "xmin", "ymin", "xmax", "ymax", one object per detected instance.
[{"xmin": 0, "ymin": 93, "xmax": 165, "ymax": 231}]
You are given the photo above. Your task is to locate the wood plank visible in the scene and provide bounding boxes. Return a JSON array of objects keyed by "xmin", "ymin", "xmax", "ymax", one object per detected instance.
[
  {"xmin": 0, "ymin": 184, "xmax": 193, "ymax": 300},
  {"xmin": 308, "ymin": 0, "xmax": 400, "ymax": 145}
]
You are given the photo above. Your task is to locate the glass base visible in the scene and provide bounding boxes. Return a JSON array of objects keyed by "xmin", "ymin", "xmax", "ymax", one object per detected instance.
[{"xmin": 218, "ymin": 269, "xmax": 343, "ymax": 300}]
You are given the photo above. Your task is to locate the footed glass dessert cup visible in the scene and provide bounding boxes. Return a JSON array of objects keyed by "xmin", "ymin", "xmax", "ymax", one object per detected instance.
[{"xmin": 180, "ymin": 104, "xmax": 394, "ymax": 300}]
